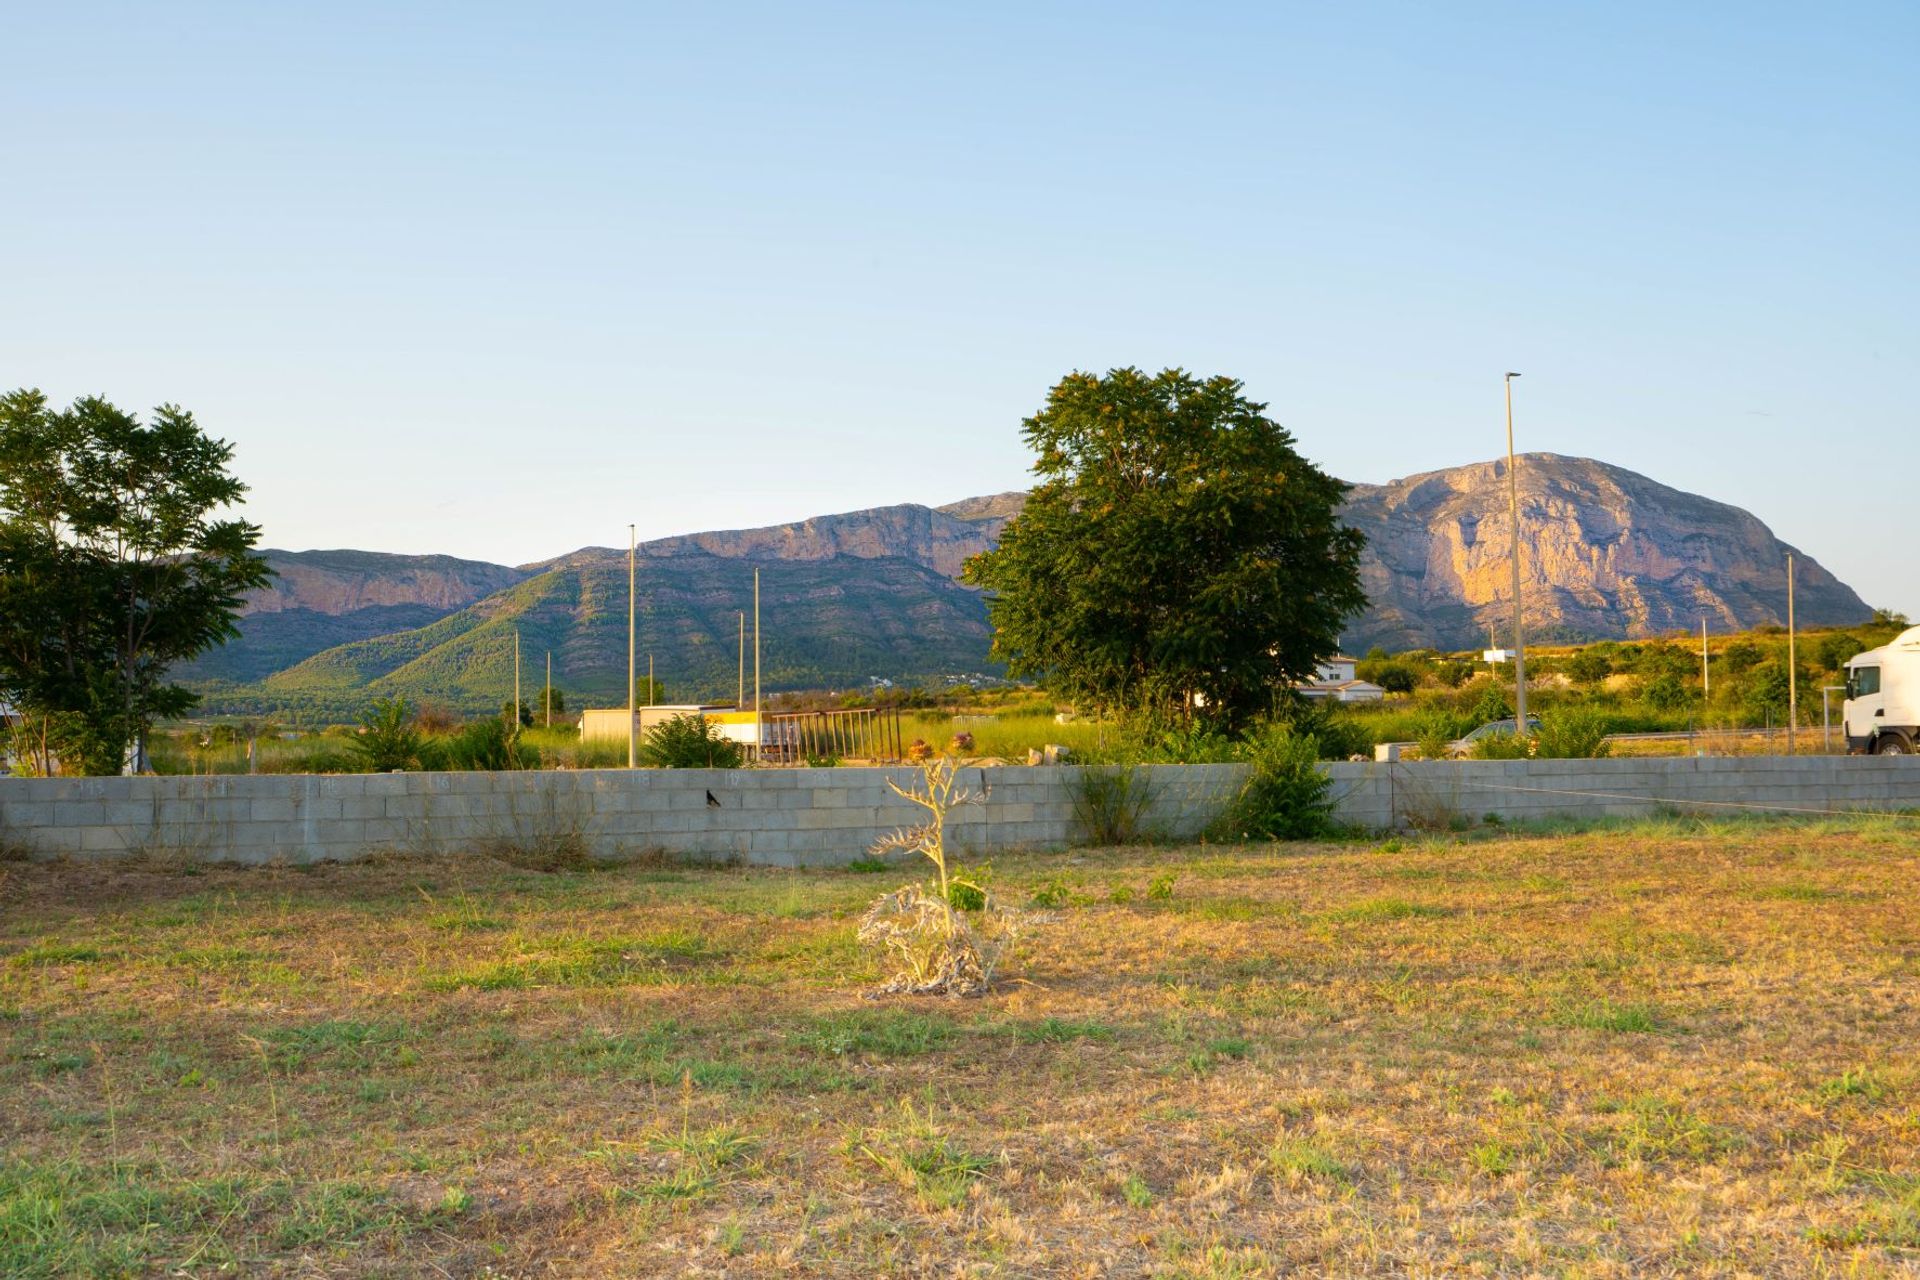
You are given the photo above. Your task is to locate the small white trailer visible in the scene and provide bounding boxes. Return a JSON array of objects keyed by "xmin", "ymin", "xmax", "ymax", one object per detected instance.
[{"xmin": 1843, "ymin": 627, "xmax": 1920, "ymax": 755}]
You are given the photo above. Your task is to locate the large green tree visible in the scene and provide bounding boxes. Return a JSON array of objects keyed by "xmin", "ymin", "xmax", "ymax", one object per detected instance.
[
  {"xmin": 962, "ymin": 368, "xmax": 1366, "ymax": 727},
  {"xmin": 0, "ymin": 390, "xmax": 271, "ymax": 773}
]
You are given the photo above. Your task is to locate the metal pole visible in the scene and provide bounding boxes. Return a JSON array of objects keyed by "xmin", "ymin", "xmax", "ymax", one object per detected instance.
[
  {"xmin": 1505, "ymin": 373, "xmax": 1527, "ymax": 727},
  {"xmin": 1787, "ymin": 553, "xmax": 1797, "ymax": 756},
  {"xmin": 738, "ymin": 611, "xmax": 745, "ymax": 709},
  {"xmin": 513, "ymin": 628, "xmax": 520, "ymax": 728},
  {"xmin": 753, "ymin": 569, "xmax": 761, "ymax": 762},
  {"xmin": 545, "ymin": 651, "xmax": 552, "ymax": 728},
  {"xmin": 649, "ymin": 652, "xmax": 654, "ymax": 705},
  {"xmin": 628, "ymin": 524, "xmax": 636, "ymax": 769}
]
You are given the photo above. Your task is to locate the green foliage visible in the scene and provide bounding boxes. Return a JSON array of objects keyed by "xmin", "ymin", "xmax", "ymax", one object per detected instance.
[
  {"xmin": 1069, "ymin": 763, "xmax": 1157, "ymax": 845},
  {"xmin": 347, "ymin": 697, "xmax": 423, "ymax": 772},
  {"xmin": 503, "ymin": 701, "xmax": 533, "ymax": 728},
  {"xmin": 945, "ymin": 864, "xmax": 990, "ymax": 912},
  {"xmin": 434, "ymin": 717, "xmax": 529, "ymax": 771},
  {"xmin": 1566, "ymin": 648, "xmax": 1612, "ymax": 685},
  {"xmin": 1469, "ymin": 683, "xmax": 1514, "ymax": 726},
  {"xmin": 639, "ymin": 714, "xmax": 744, "ymax": 769},
  {"xmin": 1277, "ymin": 699, "xmax": 1374, "ymax": 761},
  {"xmin": 1470, "ymin": 728, "xmax": 1533, "ymax": 760},
  {"xmin": 1411, "ymin": 707, "xmax": 1466, "ymax": 760},
  {"xmin": 961, "ymin": 367, "xmax": 1366, "ymax": 729},
  {"xmin": 0, "ymin": 389, "xmax": 271, "ymax": 773},
  {"xmin": 1533, "ymin": 706, "xmax": 1612, "ymax": 758},
  {"xmin": 1719, "ymin": 640, "xmax": 1763, "ymax": 675},
  {"xmin": 1218, "ymin": 724, "xmax": 1333, "ymax": 840},
  {"xmin": 1742, "ymin": 663, "xmax": 1793, "ymax": 720},
  {"xmin": 1642, "ymin": 672, "xmax": 1692, "ymax": 711},
  {"xmin": 1814, "ymin": 633, "xmax": 1863, "ymax": 670}
]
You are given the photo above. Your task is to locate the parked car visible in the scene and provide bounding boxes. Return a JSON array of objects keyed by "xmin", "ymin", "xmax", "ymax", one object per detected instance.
[{"xmin": 1448, "ymin": 716, "xmax": 1542, "ymax": 758}]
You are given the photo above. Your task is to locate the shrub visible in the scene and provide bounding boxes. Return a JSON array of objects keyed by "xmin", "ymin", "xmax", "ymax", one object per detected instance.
[
  {"xmin": 1279, "ymin": 699, "xmax": 1374, "ymax": 760},
  {"xmin": 1411, "ymin": 707, "xmax": 1465, "ymax": 761},
  {"xmin": 1533, "ymin": 706, "xmax": 1612, "ymax": 758},
  {"xmin": 438, "ymin": 717, "xmax": 529, "ymax": 771},
  {"xmin": 640, "ymin": 714, "xmax": 744, "ymax": 769},
  {"xmin": 1469, "ymin": 684, "xmax": 1513, "ymax": 725},
  {"xmin": 1470, "ymin": 728, "xmax": 1533, "ymax": 760},
  {"xmin": 1642, "ymin": 673, "xmax": 1692, "ymax": 711},
  {"xmin": 1376, "ymin": 663, "xmax": 1419, "ymax": 695},
  {"xmin": 1218, "ymin": 725, "xmax": 1332, "ymax": 840},
  {"xmin": 1566, "ymin": 648, "xmax": 1612, "ymax": 685},
  {"xmin": 1069, "ymin": 763, "xmax": 1157, "ymax": 845},
  {"xmin": 347, "ymin": 697, "xmax": 423, "ymax": 772},
  {"xmin": 1814, "ymin": 633, "xmax": 1863, "ymax": 671}
]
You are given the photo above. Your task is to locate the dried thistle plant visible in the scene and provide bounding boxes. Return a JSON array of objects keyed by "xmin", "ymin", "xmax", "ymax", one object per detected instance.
[{"xmin": 858, "ymin": 757, "xmax": 1048, "ymax": 997}]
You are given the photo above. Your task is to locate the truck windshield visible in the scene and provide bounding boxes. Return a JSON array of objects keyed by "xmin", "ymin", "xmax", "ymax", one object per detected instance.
[{"xmin": 1849, "ymin": 666, "xmax": 1881, "ymax": 699}]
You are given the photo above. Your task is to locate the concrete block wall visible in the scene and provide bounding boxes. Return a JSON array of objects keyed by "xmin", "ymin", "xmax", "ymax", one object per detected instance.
[
  {"xmin": 3, "ymin": 757, "xmax": 1916, "ymax": 867},
  {"xmin": 1321, "ymin": 756, "xmax": 1920, "ymax": 829}
]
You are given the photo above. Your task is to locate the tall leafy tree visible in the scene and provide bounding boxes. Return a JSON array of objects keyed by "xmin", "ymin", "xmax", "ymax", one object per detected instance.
[
  {"xmin": 0, "ymin": 389, "xmax": 271, "ymax": 773},
  {"xmin": 962, "ymin": 368, "xmax": 1366, "ymax": 728}
]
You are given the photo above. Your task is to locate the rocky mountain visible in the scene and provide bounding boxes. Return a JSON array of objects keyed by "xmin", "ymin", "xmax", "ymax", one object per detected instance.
[
  {"xmin": 528, "ymin": 503, "xmax": 1001, "ymax": 581},
  {"xmin": 179, "ymin": 550, "xmax": 531, "ymax": 684},
  {"xmin": 1338, "ymin": 455, "xmax": 1867, "ymax": 651},
  {"xmin": 231, "ymin": 551, "xmax": 992, "ymax": 717},
  {"xmin": 184, "ymin": 456, "xmax": 1870, "ymax": 715}
]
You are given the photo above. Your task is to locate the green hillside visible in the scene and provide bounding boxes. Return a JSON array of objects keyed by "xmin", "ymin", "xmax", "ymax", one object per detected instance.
[{"xmin": 200, "ymin": 552, "xmax": 996, "ymax": 718}]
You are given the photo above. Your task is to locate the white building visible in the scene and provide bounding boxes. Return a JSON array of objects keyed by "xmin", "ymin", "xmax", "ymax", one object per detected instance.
[{"xmin": 1293, "ymin": 656, "xmax": 1386, "ymax": 703}]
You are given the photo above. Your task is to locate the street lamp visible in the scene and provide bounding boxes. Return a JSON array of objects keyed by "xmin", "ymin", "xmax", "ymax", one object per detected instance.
[
  {"xmin": 628, "ymin": 523, "xmax": 636, "ymax": 770},
  {"xmin": 1505, "ymin": 373, "xmax": 1527, "ymax": 727}
]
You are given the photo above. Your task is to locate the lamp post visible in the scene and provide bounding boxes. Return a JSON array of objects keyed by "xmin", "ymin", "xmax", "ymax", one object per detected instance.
[
  {"xmin": 627, "ymin": 524, "xmax": 636, "ymax": 770},
  {"xmin": 1505, "ymin": 372, "xmax": 1527, "ymax": 727}
]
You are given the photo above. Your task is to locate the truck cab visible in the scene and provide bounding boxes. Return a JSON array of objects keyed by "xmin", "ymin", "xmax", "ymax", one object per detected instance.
[{"xmin": 1844, "ymin": 627, "xmax": 1920, "ymax": 754}]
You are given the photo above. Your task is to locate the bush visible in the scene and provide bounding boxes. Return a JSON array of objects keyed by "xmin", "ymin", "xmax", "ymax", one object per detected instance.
[
  {"xmin": 1533, "ymin": 706, "xmax": 1612, "ymax": 758},
  {"xmin": 1411, "ymin": 707, "xmax": 1466, "ymax": 761},
  {"xmin": 1277, "ymin": 699, "xmax": 1373, "ymax": 760},
  {"xmin": 1376, "ymin": 663, "xmax": 1419, "ymax": 695},
  {"xmin": 1470, "ymin": 729, "xmax": 1533, "ymax": 760},
  {"xmin": 1217, "ymin": 726, "xmax": 1333, "ymax": 840},
  {"xmin": 1566, "ymin": 648, "xmax": 1612, "ymax": 685},
  {"xmin": 1643, "ymin": 673, "xmax": 1692, "ymax": 711},
  {"xmin": 1069, "ymin": 764, "xmax": 1156, "ymax": 845},
  {"xmin": 1469, "ymin": 684, "xmax": 1513, "ymax": 726},
  {"xmin": 437, "ymin": 717, "xmax": 530, "ymax": 771},
  {"xmin": 639, "ymin": 714, "xmax": 744, "ymax": 769},
  {"xmin": 1814, "ymin": 633, "xmax": 1863, "ymax": 671},
  {"xmin": 347, "ymin": 697, "xmax": 423, "ymax": 772}
]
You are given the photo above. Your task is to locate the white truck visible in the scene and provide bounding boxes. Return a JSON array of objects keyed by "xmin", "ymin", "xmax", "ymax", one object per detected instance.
[{"xmin": 1843, "ymin": 627, "xmax": 1920, "ymax": 755}]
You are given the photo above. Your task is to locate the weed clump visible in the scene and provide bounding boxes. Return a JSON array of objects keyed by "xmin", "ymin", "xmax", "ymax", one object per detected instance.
[{"xmin": 858, "ymin": 758, "xmax": 1048, "ymax": 997}]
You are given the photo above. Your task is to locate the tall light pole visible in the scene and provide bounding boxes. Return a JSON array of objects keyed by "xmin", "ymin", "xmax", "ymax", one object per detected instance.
[
  {"xmin": 753, "ymin": 569, "xmax": 762, "ymax": 761},
  {"xmin": 627, "ymin": 524, "xmax": 636, "ymax": 769},
  {"xmin": 1505, "ymin": 372, "xmax": 1527, "ymax": 727},
  {"xmin": 1787, "ymin": 553, "xmax": 1798, "ymax": 756}
]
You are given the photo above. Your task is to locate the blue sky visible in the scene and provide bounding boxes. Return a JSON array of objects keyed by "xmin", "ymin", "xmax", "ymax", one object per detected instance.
[{"xmin": 4, "ymin": 3, "xmax": 1915, "ymax": 612}]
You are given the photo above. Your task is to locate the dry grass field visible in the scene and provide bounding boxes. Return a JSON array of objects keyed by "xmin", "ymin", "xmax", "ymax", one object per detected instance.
[{"xmin": 3, "ymin": 818, "xmax": 1919, "ymax": 1277}]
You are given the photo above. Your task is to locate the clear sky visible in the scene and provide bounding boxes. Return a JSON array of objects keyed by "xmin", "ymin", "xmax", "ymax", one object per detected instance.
[{"xmin": 5, "ymin": 3, "xmax": 1915, "ymax": 612}]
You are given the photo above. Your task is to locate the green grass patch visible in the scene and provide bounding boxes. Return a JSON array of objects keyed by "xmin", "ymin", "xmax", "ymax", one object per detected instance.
[
  {"xmin": 792, "ymin": 1010, "xmax": 955, "ymax": 1058},
  {"xmin": 8, "ymin": 943, "xmax": 108, "ymax": 968},
  {"xmin": 1321, "ymin": 897, "xmax": 1449, "ymax": 924},
  {"xmin": 1560, "ymin": 1000, "xmax": 1667, "ymax": 1034}
]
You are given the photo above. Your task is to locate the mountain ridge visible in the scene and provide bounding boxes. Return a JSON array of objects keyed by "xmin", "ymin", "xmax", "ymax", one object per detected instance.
[{"xmin": 187, "ymin": 456, "xmax": 1870, "ymax": 714}]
